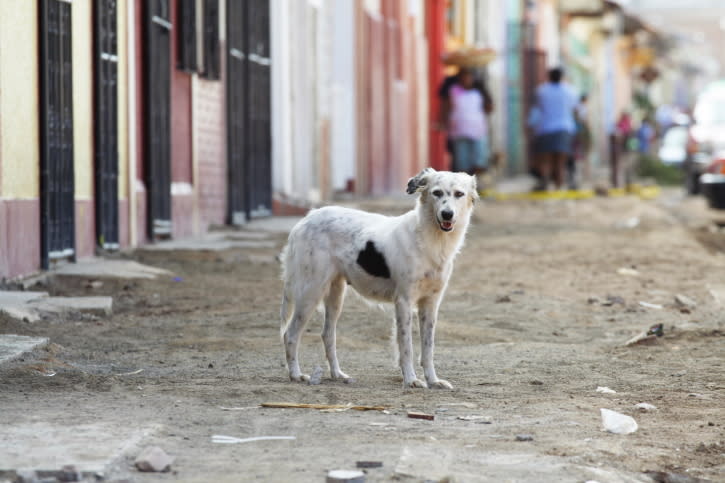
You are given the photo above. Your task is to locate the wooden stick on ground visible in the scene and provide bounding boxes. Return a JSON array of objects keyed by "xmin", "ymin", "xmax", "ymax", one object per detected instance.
[{"xmin": 261, "ymin": 402, "xmax": 388, "ymax": 411}]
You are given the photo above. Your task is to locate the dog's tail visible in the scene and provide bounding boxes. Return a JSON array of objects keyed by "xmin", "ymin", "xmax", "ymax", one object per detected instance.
[{"xmin": 279, "ymin": 242, "xmax": 294, "ymax": 340}]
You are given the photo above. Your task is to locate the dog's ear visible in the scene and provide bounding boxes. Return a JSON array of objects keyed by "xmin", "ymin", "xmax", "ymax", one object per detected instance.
[
  {"xmin": 470, "ymin": 174, "xmax": 480, "ymax": 203},
  {"xmin": 406, "ymin": 168, "xmax": 435, "ymax": 194}
]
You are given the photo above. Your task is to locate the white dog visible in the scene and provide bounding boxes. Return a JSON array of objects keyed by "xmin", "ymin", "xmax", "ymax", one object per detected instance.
[{"xmin": 280, "ymin": 168, "xmax": 477, "ymax": 389}]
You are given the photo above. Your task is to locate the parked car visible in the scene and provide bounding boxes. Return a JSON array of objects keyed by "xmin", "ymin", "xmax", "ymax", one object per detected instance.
[
  {"xmin": 700, "ymin": 156, "xmax": 725, "ymax": 209},
  {"xmin": 688, "ymin": 81, "xmax": 725, "ymax": 194}
]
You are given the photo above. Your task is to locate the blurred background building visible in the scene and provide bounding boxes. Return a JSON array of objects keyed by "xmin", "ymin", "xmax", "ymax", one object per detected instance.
[{"xmin": 1, "ymin": 0, "xmax": 723, "ymax": 280}]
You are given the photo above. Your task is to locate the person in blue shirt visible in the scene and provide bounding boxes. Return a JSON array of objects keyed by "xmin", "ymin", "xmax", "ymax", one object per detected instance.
[{"xmin": 530, "ymin": 67, "xmax": 578, "ymax": 190}]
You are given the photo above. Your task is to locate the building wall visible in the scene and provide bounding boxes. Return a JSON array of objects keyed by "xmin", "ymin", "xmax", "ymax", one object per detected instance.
[
  {"xmin": 0, "ymin": 1, "xmax": 41, "ymax": 278},
  {"xmin": 73, "ymin": 0, "xmax": 96, "ymax": 259}
]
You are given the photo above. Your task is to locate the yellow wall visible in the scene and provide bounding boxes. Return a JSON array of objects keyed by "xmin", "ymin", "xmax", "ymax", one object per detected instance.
[
  {"xmin": 0, "ymin": 1, "xmax": 40, "ymax": 199},
  {"xmin": 73, "ymin": 0, "xmax": 94, "ymax": 201},
  {"xmin": 118, "ymin": 0, "xmax": 129, "ymax": 200}
]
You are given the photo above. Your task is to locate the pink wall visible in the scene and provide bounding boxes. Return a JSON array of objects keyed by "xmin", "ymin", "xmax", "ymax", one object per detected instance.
[
  {"xmin": 196, "ymin": 76, "xmax": 227, "ymax": 229},
  {"xmin": 0, "ymin": 200, "xmax": 41, "ymax": 279}
]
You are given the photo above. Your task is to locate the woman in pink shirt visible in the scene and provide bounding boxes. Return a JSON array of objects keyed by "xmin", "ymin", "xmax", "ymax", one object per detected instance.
[{"xmin": 444, "ymin": 68, "xmax": 489, "ymax": 175}]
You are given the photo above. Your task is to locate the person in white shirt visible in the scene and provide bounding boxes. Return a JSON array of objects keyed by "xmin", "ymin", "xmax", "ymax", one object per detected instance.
[{"xmin": 530, "ymin": 67, "xmax": 578, "ymax": 190}]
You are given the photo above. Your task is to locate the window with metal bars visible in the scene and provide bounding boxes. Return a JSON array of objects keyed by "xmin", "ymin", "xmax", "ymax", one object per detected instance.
[
  {"xmin": 176, "ymin": 0, "xmax": 197, "ymax": 72},
  {"xmin": 201, "ymin": 0, "xmax": 220, "ymax": 80}
]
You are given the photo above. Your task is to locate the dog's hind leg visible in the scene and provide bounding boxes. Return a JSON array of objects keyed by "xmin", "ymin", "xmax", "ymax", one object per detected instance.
[
  {"xmin": 322, "ymin": 275, "xmax": 351, "ymax": 381},
  {"xmin": 283, "ymin": 291, "xmax": 321, "ymax": 383}
]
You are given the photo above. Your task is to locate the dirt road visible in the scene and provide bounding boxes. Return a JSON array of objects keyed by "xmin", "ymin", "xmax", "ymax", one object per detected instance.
[{"xmin": 1, "ymin": 191, "xmax": 723, "ymax": 482}]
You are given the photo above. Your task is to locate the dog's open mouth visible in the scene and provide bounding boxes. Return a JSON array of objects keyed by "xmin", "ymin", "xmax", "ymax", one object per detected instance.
[{"xmin": 439, "ymin": 221, "xmax": 454, "ymax": 232}]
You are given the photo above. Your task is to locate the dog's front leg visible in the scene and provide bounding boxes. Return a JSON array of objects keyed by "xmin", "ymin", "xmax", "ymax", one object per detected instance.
[
  {"xmin": 419, "ymin": 297, "xmax": 453, "ymax": 389},
  {"xmin": 396, "ymin": 297, "xmax": 427, "ymax": 388}
]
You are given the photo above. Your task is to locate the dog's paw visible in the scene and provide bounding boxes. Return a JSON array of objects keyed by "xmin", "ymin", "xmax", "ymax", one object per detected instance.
[
  {"xmin": 428, "ymin": 379, "xmax": 453, "ymax": 390},
  {"xmin": 404, "ymin": 378, "xmax": 428, "ymax": 389},
  {"xmin": 289, "ymin": 373, "xmax": 310, "ymax": 383}
]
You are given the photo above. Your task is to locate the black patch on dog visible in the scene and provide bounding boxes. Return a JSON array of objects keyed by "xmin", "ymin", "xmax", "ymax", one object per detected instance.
[{"xmin": 357, "ymin": 241, "xmax": 391, "ymax": 278}]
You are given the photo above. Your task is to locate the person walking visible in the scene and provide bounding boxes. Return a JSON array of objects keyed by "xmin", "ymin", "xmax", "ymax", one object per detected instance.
[
  {"xmin": 530, "ymin": 67, "xmax": 578, "ymax": 190},
  {"xmin": 439, "ymin": 67, "xmax": 492, "ymax": 175}
]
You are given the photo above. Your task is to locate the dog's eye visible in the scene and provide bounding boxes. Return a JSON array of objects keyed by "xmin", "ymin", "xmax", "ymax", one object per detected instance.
[
  {"xmin": 454, "ymin": 191, "xmax": 465, "ymax": 198},
  {"xmin": 432, "ymin": 190, "xmax": 444, "ymax": 197}
]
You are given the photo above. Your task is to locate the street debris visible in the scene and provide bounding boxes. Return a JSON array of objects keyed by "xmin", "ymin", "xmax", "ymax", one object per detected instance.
[
  {"xmin": 495, "ymin": 294, "xmax": 512, "ymax": 303},
  {"xmin": 308, "ymin": 365, "xmax": 323, "ymax": 385},
  {"xmin": 515, "ymin": 434, "xmax": 534, "ymax": 441},
  {"xmin": 625, "ymin": 323, "xmax": 665, "ymax": 346},
  {"xmin": 261, "ymin": 402, "xmax": 388, "ymax": 411},
  {"xmin": 356, "ymin": 461, "xmax": 383, "ymax": 469},
  {"xmin": 643, "ymin": 470, "xmax": 710, "ymax": 483},
  {"xmin": 211, "ymin": 435, "xmax": 296, "ymax": 444},
  {"xmin": 114, "ymin": 368, "xmax": 144, "ymax": 376},
  {"xmin": 326, "ymin": 469, "xmax": 366, "ymax": 483},
  {"xmin": 616, "ymin": 216, "xmax": 640, "ymax": 229},
  {"xmin": 218, "ymin": 405, "xmax": 259, "ymax": 411},
  {"xmin": 634, "ymin": 402, "xmax": 658, "ymax": 411},
  {"xmin": 134, "ymin": 446, "xmax": 174, "ymax": 472},
  {"xmin": 600, "ymin": 408, "xmax": 638, "ymax": 434},
  {"xmin": 617, "ymin": 267, "xmax": 640, "ymax": 277},
  {"xmin": 407, "ymin": 411, "xmax": 435, "ymax": 421},
  {"xmin": 596, "ymin": 386, "xmax": 617, "ymax": 394},
  {"xmin": 456, "ymin": 415, "xmax": 492, "ymax": 423},
  {"xmin": 639, "ymin": 301, "xmax": 663, "ymax": 310},
  {"xmin": 674, "ymin": 294, "xmax": 697, "ymax": 309}
]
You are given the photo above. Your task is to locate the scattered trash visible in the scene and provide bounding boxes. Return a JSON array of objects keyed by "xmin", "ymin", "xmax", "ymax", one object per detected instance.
[
  {"xmin": 643, "ymin": 470, "xmax": 710, "ymax": 483},
  {"xmin": 211, "ymin": 435, "xmax": 296, "ymax": 444},
  {"xmin": 634, "ymin": 402, "xmax": 657, "ymax": 411},
  {"xmin": 356, "ymin": 461, "xmax": 383, "ymax": 469},
  {"xmin": 85, "ymin": 280, "xmax": 104, "ymax": 289},
  {"xmin": 438, "ymin": 402, "xmax": 477, "ymax": 409},
  {"xmin": 308, "ymin": 365, "xmax": 323, "ymax": 385},
  {"xmin": 596, "ymin": 386, "xmax": 617, "ymax": 394},
  {"xmin": 617, "ymin": 267, "xmax": 640, "ymax": 277},
  {"xmin": 495, "ymin": 295, "xmax": 512, "ymax": 303},
  {"xmin": 602, "ymin": 295, "xmax": 625, "ymax": 306},
  {"xmin": 115, "ymin": 368, "xmax": 144, "ymax": 376},
  {"xmin": 456, "ymin": 415, "xmax": 492, "ymax": 423},
  {"xmin": 616, "ymin": 216, "xmax": 640, "ymax": 229},
  {"xmin": 600, "ymin": 408, "xmax": 638, "ymax": 434},
  {"xmin": 674, "ymin": 294, "xmax": 696, "ymax": 309},
  {"xmin": 172, "ymin": 277, "xmax": 183, "ymax": 282},
  {"xmin": 261, "ymin": 402, "xmax": 388, "ymax": 411},
  {"xmin": 407, "ymin": 411, "xmax": 435, "ymax": 421},
  {"xmin": 134, "ymin": 446, "xmax": 174, "ymax": 472},
  {"xmin": 625, "ymin": 323, "xmax": 664, "ymax": 346},
  {"xmin": 326, "ymin": 469, "xmax": 366, "ymax": 483},
  {"xmin": 639, "ymin": 301, "xmax": 663, "ymax": 310},
  {"xmin": 515, "ymin": 434, "xmax": 534, "ymax": 441}
]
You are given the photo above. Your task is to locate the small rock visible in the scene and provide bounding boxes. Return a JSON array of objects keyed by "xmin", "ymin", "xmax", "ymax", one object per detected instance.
[
  {"xmin": 326, "ymin": 469, "xmax": 366, "ymax": 483},
  {"xmin": 208, "ymin": 363, "xmax": 214, "ymax": 369},
  {"xmin": 639, "ymin": 301, "xmax": 663, "ymax": 310},
  {"xmin": 86, "ymin": 280, "xmax": 104, "ymax": 289},
  {"xmin": 515, "ymin": 434, "xmax": 534, "ymax": 441},
  {"xmin": 606, "ymin": 295, "xmax": 625, "ymax": 305},
  {"xmin": 587, "ymin": 296, "xmax": 601, "ymax": 305},
  {"xmin": 134, "ymin": 446, "xmax": 174, "ymax": 472},
  {"xmin": 495, "ymin": 295, "xmax": 512, "ymax": 303},
  {"xmin": 634, "ymin": 402, "xmax": 657, "ymax": 411},
  {"xmin": 674, "ymin": 294, "xmax": 696, "ymax": 308},
  {"xmin": 596, "ymin": 386, "xmax": 617, "ymax": 394},
  {"xmin": 57, "ymin": 465, "xmax": 80, "ymax": 482},
  {"xmin": 600, "ymin": 408, "xmax": 638, "ymax": 434},
  {"xmin": 530, "ymin": 380, "xmax": 544, "ymax": 385},
  {"xmin": 356, "ymin": 461, "xmax": 383, "ymax": 469},
  {"xmin": 643, "ymin": 470, "xmax": 709, "ymax": 483},
  {"xmin": 308, "ymin": 365, "xmax": 323, "ymax": 385}
]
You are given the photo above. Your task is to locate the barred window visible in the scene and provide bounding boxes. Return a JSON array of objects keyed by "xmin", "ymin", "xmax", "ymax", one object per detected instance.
[
  {"xmin": 200, "ymin": 0, "xmax": 220, "ymax": 80},
  {"xmin": 176, "ymin": 0, "xmax": 197, "ymax": 72}
]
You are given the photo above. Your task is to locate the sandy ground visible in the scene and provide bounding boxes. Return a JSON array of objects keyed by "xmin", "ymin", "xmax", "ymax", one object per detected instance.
[{"xmin": 1, "ymin": 191, "xmax": 723, "ymax": 482}]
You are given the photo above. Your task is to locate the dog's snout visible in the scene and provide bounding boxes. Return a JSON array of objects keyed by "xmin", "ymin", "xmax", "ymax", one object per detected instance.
[{"xmin": 441, "ymin": 210, "xmax": 453, "ymax": 221}]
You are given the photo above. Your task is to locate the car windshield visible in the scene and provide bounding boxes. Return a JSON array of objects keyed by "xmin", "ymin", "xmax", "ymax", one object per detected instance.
[{"xmin": 694, "ymin": 99, "xmax": 725, "ymax": 125}]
